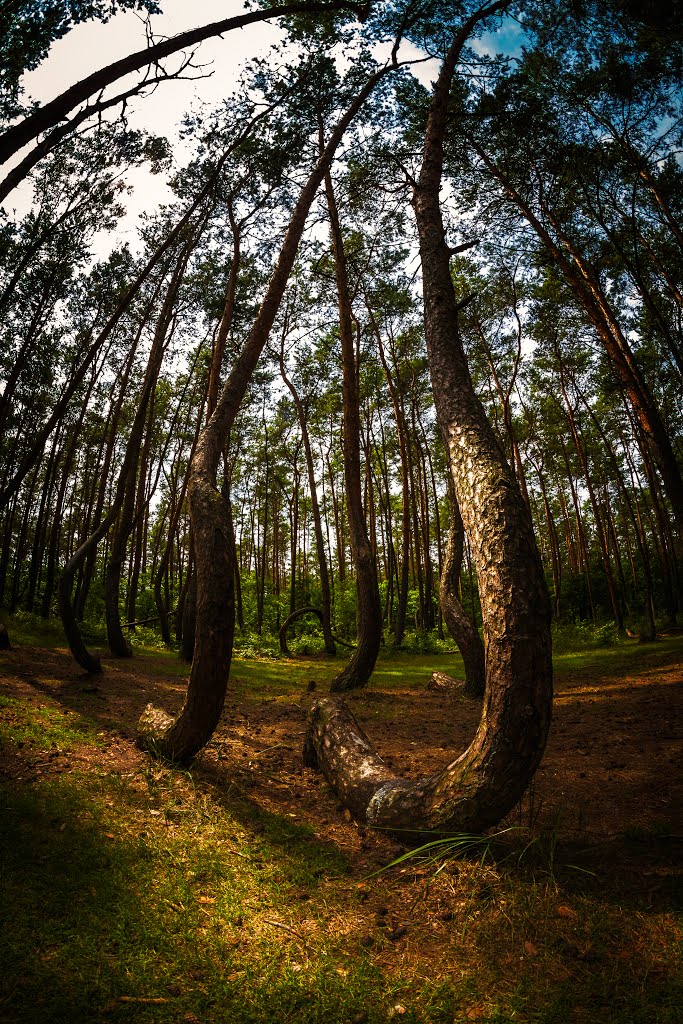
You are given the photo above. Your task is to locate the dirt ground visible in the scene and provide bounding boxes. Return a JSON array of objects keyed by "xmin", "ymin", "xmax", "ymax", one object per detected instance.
[{"xmin": 1, "ymin": 638, "xmax": 681, "ymax": 889}]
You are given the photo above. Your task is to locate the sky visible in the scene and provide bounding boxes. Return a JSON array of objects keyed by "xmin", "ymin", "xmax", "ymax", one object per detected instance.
[
  {"xmin": 9, "ymin": 1, "xmax": 523, "ymax": 253},
  {"xmin": 12, "ymin": 1, "xmax": 289, "ymax": 245}
]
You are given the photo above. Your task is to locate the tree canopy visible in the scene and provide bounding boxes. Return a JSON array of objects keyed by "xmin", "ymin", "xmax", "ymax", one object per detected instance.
[{"xmin": 1, "ymin": 0, "xmax": 681, "ymax": 826}]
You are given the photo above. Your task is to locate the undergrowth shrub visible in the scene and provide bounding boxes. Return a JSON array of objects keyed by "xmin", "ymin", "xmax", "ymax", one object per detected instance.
[
  {"xmin": 232, "ymin": 630, "xmax": 280, "ymax": 659},
  {"xmin": 128, "ymin": 624, "xmax": 168, "ymax": 651},
  {"xmin": 400, "ymin": 629, "xmax": 457, "ymax": 655},
  {"xmin": 287, "ymin": 632, "xmax": 326, "ymax": 656},
  {"xmin": 552, "ymin": 619, "xmax": 622, "ymax": 651}
]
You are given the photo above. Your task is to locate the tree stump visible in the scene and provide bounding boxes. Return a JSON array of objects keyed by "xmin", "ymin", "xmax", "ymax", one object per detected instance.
[
  {"xmin": 137, "ymin": 704, "xmax": 175, "ymax": 751},
  {"xmin": 427, "ymin": 671, "xmax": 464, "ymax": 693},
  {"xmin": 0, "ymin": 624, "xmax": 11, "ymax": 650}
]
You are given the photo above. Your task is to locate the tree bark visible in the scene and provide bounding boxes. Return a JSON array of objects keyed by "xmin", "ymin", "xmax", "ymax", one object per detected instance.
[
  {"xmin": 440, "ymin": 486, "xmax": 485, "ymax": 698},
  {"xmin": 305, "ymin": 2, "xmax": 553, "ymax": 836},
  {"xmin": 138, "ymin": 65, "xmax": 395, "ymax": 762},
  {"xmin": 325, "ymin": 170, "xmax": 383, "ymax": 693}
]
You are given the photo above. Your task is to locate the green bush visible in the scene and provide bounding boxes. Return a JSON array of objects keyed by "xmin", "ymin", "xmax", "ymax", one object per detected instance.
[
  {"xmin": 400, "ymin": 629, "xmax": 457, "ymax": 655},
  {"xmin": 128, "ymin": 624, "xmax": 169, "ymax": 651},
  {"xmin": 551, "ymin": 619, "xmax": 622, "ymax": 652},
  {"xmin": 593, "ymin": 620, "xmax": 621, "ymax": 646},
  {"xmin": 232, "ymin": 630, "xmax": 280, "ymax": 660}
]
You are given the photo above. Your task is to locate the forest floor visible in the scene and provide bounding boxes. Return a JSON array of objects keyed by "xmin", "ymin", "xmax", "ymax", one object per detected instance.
[{"xmin": 0, "ymin": 627, "xmax": 681, "ymax": 1024}]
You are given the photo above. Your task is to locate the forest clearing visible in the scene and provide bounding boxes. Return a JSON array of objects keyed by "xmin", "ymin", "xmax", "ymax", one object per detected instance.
[
  {"xmin": 0, "ymin": 623, "xmax": 681, "ymax": 1024},
  {"xmin": 2, "ymin": 0, "xmax": 683, "ymax": 1020},
  {"xmin": 1, "ymin": 622, "xmax": 683, "ymax": 1024}
]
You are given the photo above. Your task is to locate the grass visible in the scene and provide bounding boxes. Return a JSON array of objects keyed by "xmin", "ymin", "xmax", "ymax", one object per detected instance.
[
  {"xmin": 1, "ymin": 755, "xmax": 680, "ymax": 1024},
  {"xmin": 552, "ymin": 634, "xmax": 683, "ymax": 675},
  {"xmin": 5, "ymin": 606, "xmax": 680, "ymax": 689},
  {"xmin": 0, "ymin": 622, "xmax": 681, "ymax": 1022}
]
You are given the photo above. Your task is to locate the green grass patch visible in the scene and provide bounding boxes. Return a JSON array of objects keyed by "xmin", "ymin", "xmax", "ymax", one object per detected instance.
[
  {"xmin": 1, "ymin": 609, "xmax": 71, "ymax": 648},
  {"xmin": 553, "ymin": 634, "xmax": 683, "ymax": 676},
  {"xmin": 0, "ymin": 693, "xmax": 103, "ymax": 752},
  {"xmin": 0, "ymin": 769, "xmax": 372, "ymax": 1024},
  {"xmin": 4, "ymin": 767, "xmax": 680, "ymax": 1024},
  {"xmin": 1, "ymin": 621, "xmax": 681, "ymax": 1022}
]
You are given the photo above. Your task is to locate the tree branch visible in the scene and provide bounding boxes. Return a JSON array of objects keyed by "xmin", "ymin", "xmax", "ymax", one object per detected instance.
[{"xmin": 0, "ymin": 0, "xmax": 368, "ymax": 173}]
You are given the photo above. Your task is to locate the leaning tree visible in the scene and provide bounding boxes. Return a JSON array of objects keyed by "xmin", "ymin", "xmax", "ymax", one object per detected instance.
[
  {"xmin": 138, "ymin": 52, "xmax": 404, "ymax": 761},
  {"xmin": 303, "ymin": 0, "xmax": 554, "ymax": 835}
]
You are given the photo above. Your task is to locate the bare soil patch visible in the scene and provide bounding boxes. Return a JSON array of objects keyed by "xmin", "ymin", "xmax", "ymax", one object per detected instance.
[
  {"xmin": 1, "ymin": 639, "xmax": 680, "ymax": 882},
  {"xmin": 1, "ymin": 639, "xmax": 682, "ymax": 1023}
]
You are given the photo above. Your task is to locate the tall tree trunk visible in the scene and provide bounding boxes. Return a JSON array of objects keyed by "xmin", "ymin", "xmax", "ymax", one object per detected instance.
[
  {"xmin": 472, "ymin": 143, "xmax": 683, "ymax": 532},
  {"xmin": 325, "ymin": 169, "xmax": 382, "ymax": 693},
  {"xmin": 9, "ymin": 468, "xmax": 40, "ymax": 611},
  {"xmin": 553, "ymin": 367, "xmax": 623, "ymax": 630},
  {"xmin": 59, "ymin": 233, "xmax": 195, "ymax": 670},
  {"xmin": 152, "ymin": 367, "xmax": 207, "ymax": 644},
  {"xmin": 305, "ymin": 3, "xmax": 553, "ymax": 835},
  {"xmin": 373, "ymin": 321, "xmax": 412, "ymax": 645},
  {"xmin": 105, "ymin": 236, "xmax": 194, "ymax": 658},
  {"xmin": 25, "ymin": 431, "xmax": 62, "ymax": 612},
  {"xmin": 530, "ymin": 458, "xmax": 562, "ymax": 618},
  {"xmin": 279, "ymin": 349, "xmax": 337, "ymax": 654},
  {"xmin": 138, "ymin": 66, "xmax": 394, "ymax": 761},
  {"xmin": 440, "ymin": 483, "xmax": 485, "ymax": 697},
  {"xmin": 75, "ymin": 302, "xmax": 156, "ymax": 621},
  {"xmin": 256, "ymin": 455, "xmax": 269, "ymax": 637},
  {"xmin": 0, "ymin": 136, "xmax": 249, "ymax": 510},
  {"xmin": 126, "ymin": 409, "xmax": 155, "ymax": 628}
]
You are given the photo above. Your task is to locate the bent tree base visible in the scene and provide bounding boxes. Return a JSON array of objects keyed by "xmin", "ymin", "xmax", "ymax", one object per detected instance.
[
  {"xmin": 304, "ymin": 620, "xmax": 550, "ymax": 836},
  {"xmin": 302, "ymin": 1, "xmax": 552, "ymax": 836},
  {"xmin": 279, "ymin": 606, "xmax": 324, "ymax": 655}
]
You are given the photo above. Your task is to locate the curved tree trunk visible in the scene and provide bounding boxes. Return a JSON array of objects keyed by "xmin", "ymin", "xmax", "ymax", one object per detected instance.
[
  {"xmin": 279, "ymin": 606, "xmax": 324, "ymax": 655},
  {"xmin": 440, "ymin": 489, "xmax": 485, "ymax": 698},
  {"xmin": 138, "ymin": 66, "xmax": 395, "ymax": 763},
  {"xmin": 325, "ymin": 170, "xmax": 382, "ymax": 694},
  {"xmin": 305, "ymin": 1, "xmax": 553, "ymax": 836}
]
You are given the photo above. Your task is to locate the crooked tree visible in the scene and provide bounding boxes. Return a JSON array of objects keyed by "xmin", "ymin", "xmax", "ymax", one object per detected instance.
[
  {"xmin": 138, "ymin": 56, "xmax": 400, "ymax": 762},
  {"xmin": 304, "ymin": 0, "xmax": 553, "ymax": 834}
]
